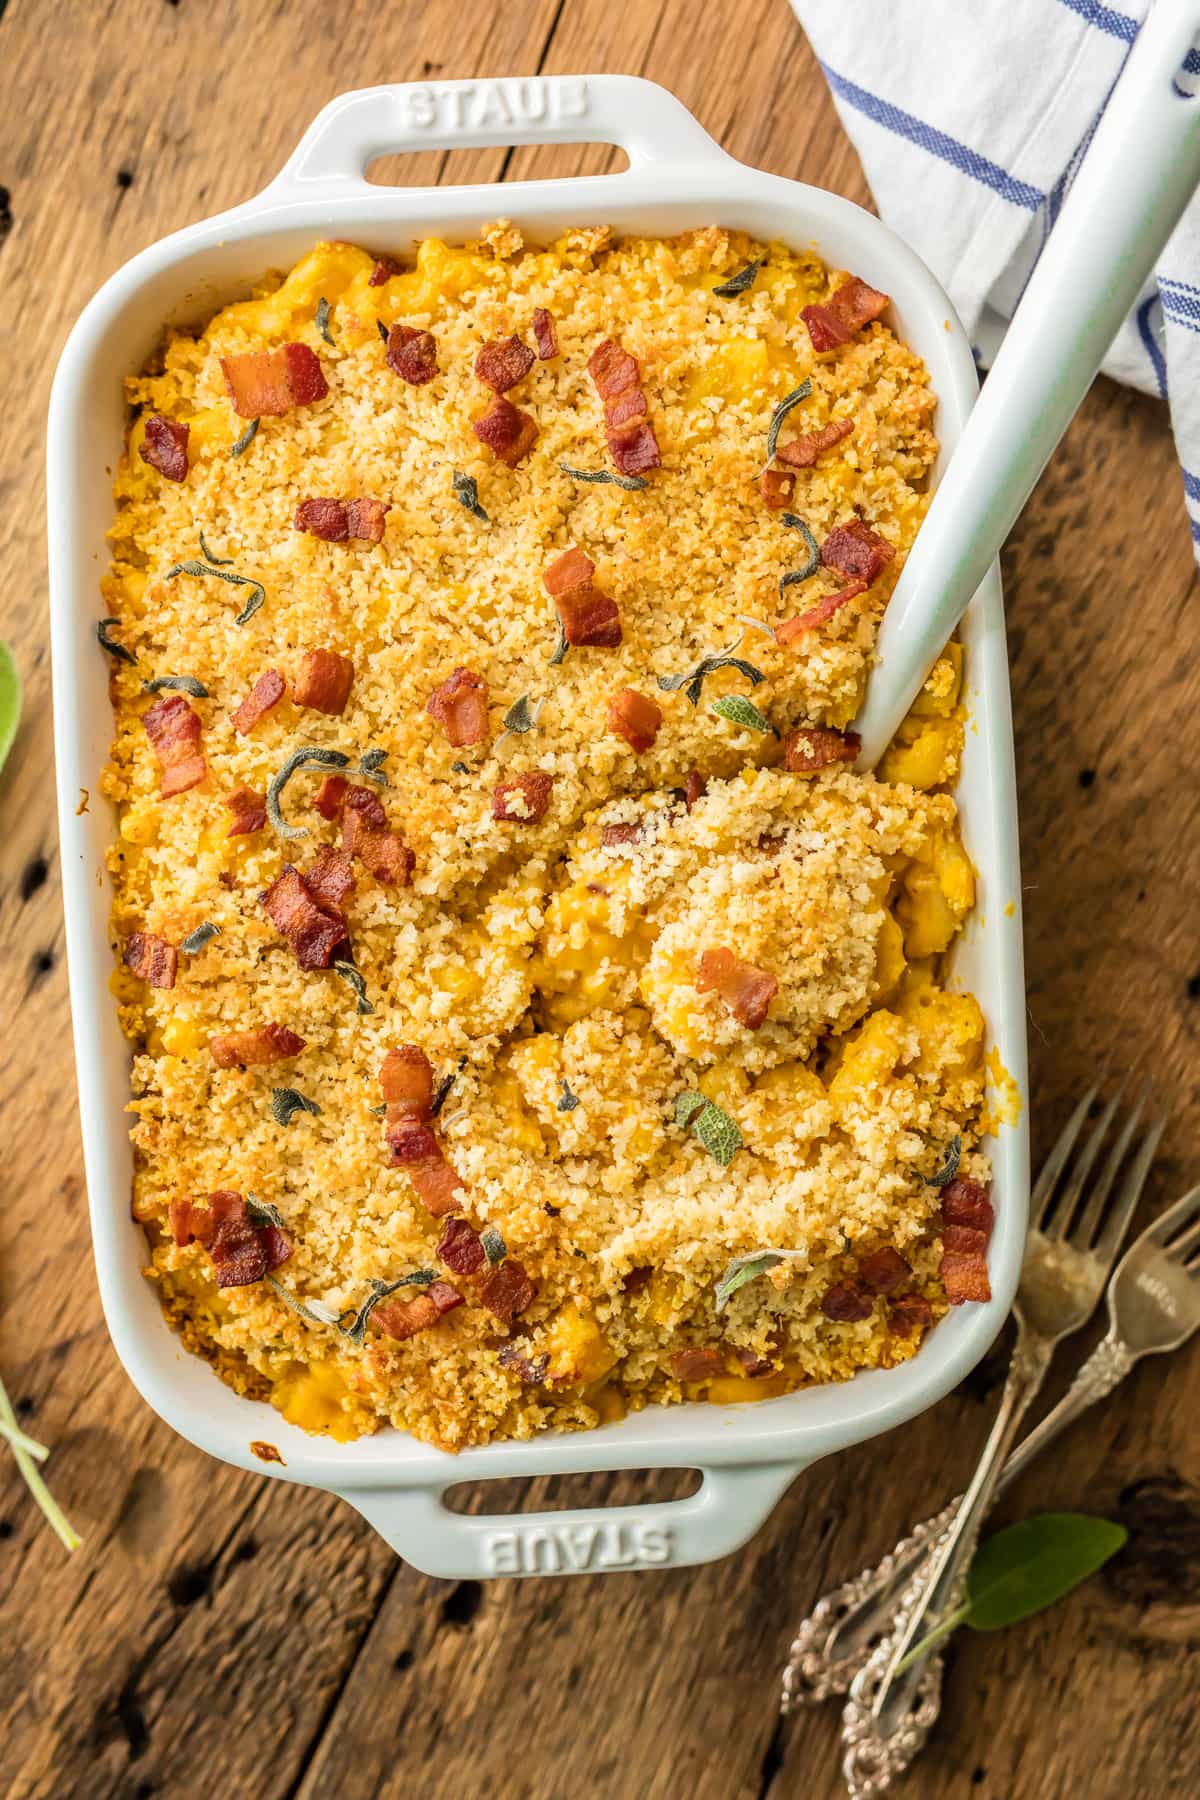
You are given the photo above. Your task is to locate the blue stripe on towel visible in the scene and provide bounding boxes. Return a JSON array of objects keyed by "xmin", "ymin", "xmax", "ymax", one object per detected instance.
[
  {"xmin": 819, "ymin": 64, "xmax": 1045, "ymax": 210},
  {"xmin": 1161, "ymin": 289, "xmax": 1200, "ymax": 330},
  {"xmin": 1181, "ymin": 469, "xmax": 1200, "ymax": 505},
  {"xmin": 1161, "ymin": 277, "xmax": 1200, "ymax": 303},
  {"xmin": 1136, "ymin": 295, "xmax": 1168, "ymax": 397},
  {"xmin": 1054, "ymin": 0, "xmax": 1137, "ymax": 43},
  {"xmin": 1190, "ymin": 515, "xmax": 1200, "ymax": 547}
]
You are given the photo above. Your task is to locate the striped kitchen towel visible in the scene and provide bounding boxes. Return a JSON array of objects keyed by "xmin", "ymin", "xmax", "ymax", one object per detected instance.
[{"xmin": 790, "ymin": 0, "xmax": 1200, "ymax": 559}]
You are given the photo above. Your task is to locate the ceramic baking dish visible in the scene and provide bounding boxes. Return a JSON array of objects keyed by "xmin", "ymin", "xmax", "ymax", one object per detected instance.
[{"xmin": 48, "ymin": 75, "xmax": 1028, "ymax": 1579}]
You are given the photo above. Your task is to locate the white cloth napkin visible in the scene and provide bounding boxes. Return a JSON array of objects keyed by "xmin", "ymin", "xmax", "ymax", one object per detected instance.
[{"xmin": 789, "ymin": 0, "xmax": 1200, "ymax": 561}]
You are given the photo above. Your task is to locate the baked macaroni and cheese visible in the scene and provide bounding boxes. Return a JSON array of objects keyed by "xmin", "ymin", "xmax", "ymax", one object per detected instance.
[{"xmin": 100, "ymin": 226, "xmax": 995, "ymax": 1451}]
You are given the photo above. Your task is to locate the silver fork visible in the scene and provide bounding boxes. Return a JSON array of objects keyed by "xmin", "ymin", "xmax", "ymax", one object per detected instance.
[{"xmin": 830, "ymin": 1080, "xmax": 1168, "ymax": 1795}]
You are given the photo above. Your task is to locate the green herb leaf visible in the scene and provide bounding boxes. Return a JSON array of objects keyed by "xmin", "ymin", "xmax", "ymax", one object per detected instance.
[
  {"xmin": 229, "ymin": 417, "xmax": 260, "ymax": 458},
  {"xmin": 368, "ymin": 1103, "xmax": 387, "ymax": 1118},
  {"xmin": 452, "ymin": 470, "xmax": 489, "ymax": 521},
  {"xmin": 675, "ymin": 1091, "xmax": 743, "ymax": 1166},
  {"xmin": 764, "ymin": 381, "xmax": 812, "ymax": 466},
  {"xmin": 712, "ymin": 257, "xmax": 764, "ymax": 298},
  {"xmin": 558, "ymin": 462, "xmax": 648, "ymax": 492},
  {"xmin": 778, "ymin": 517, "xmax": 822, "ymax": 592},
  {"xmin": 334, "ymin": 959, "xmax": 373, "ymax": 1015},
  {"xmin": 714, "ymin": 1247, "xmax": 808, "ymax": 1311},
  {"xmin": 197, "ymin": 531, "xmax": 233, "ymax": 566},
  {"xmin": 674, "ymin": 1090, "xmax": 708, "ymax": 1131},
  {"xmin": 267, "ymin": 745, "xmax": 352, "ymax": 838},
  {"xmin": 180, "ymin": 922, "xmax": 220, "ymax": 955},
  {"xmin": 265, "ymin": 1274, "xmax": 341, "ymax": 1328},
  {"xmin": 142, "ymin": 674, "xmax": 209, "ymax": 699},
  {"xmin": 315, "ymin": 296, "xmax": 336, "ymax": 347},
  {"xmin": 929, "ymin": 1135, "xmax": 962, "ymax": 1188},
  {"xmin": 97, "ymin": 618, "xmax": 136, "ymax": 666},
  {"xmin": 270, "ymin": 1087, "xmax": 321, "ymax": 1127},
  {"xmin": 710, "ymin": 694, "xmax": 775, "ymax": 735},
  {"xmin": 377, "ymin": 318, "xmax": 390, "ymax": 344},
  {"xmin": 0, "ymin": 1367, "xmax": 80, "ymax": 1552},
  {"xmin": 245, "ymin": 1194, "xmax": 288, "ymax": 1231},
  {"xmin": 502, "ymin": 694, "xmax": 541, "ymax": 734},
  {"xmin": 165, "ymin": 559, "xmax": 266, "ymax": 627},
  {"xmin": 658, "ymin": 636, "xmax": 765, "ymax": 708},
  {"xmin": 548, "ymin": 614, "xmax": 569, "ymax": 668},
  {"xmin": 0, "ymin": 643, "xmax": 22, "ymax": 776},
  {"xmin": 337, "ymin": 1273, "xmax": 435, "ymax": 1346},
  {"xmin": 480, "ymin": 1225, "xmax": 506, "ymax": 1265},
  {"xmin": 357, "ymin": 747, "xmax": 390, "ymax": 785},
  {"xmin": 451, "ymin": 760, "xmax": 469, "ymax": 775},
  {"xmin": 557, "ymin": 1079, "xmax": 580, "ymax": 1113},
  {"xmin": 430, "ymin": 1068, "xmax": 459, "ymax": 1117}
]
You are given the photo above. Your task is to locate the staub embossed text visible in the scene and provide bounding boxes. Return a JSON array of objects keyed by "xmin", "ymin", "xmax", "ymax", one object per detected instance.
[
  {"xmin": 483, "ymin": 1520, "xmax": 673, "ymax": 1576},
  {"xmin": 400, "ymin": 78, "xmax": 590, "ymax": 135}
]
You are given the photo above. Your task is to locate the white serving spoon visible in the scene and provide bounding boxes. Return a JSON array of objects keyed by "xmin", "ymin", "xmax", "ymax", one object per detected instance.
[{"xmin": 855, "ymin": 0, "xmax": 1200, "ymax": 770}]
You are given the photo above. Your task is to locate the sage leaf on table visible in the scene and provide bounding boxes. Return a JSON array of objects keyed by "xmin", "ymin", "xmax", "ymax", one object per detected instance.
[
  {"xmin": 0, "ymin": 643, "xmax": 21, "ymax": 775},
  {"xmin": 894, "ymin": 1512, "xmax": 1128, "ymax": 1673}
]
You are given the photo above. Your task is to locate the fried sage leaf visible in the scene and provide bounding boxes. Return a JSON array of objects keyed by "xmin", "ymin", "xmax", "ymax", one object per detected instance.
[
  {"xmin": 658, "ymin": 636, "xmax": 764, "ymax": 709},
  {"xmin": 316, "ymin": 296, "xmax": 336, "ymax": 347},
  {"xmin": 778, "ymin": 516, "xmax": 822, "ymax": 593},
  {"xmin": 142, "ymin": 674, "xmax": 209, "ymax": 698},
  {"xmin": 270, "ymin": 1087, "xmax": 321, "ymax": 1127},
  {"xmin": 165, "ymin": 558, "xmax": 266, "ymax": 626},
  {"xmin": 928, "ymin": 1134, "xmax": 962, "ymax": 1188},
  {"xmin": 674, "ymin": 1090, "xmax": 743, "ymax": 1167},
  {"xmin": 480, "ymin": 1226, "xmax": 506, "ymax": 1266},
  {"xmin": 714, "ymin": 1248, "xmax": 807, "ymax": 1312},
  {"xmin": 180, "ymin": 921, "xmax": 220, "ymax": 955},
  {"xmin": 557, "ymin": 1079, "xmax": 580, "ymax": 1113},
  {"xmin": 334, "ymin": 960, "xmax": 374, "ymax": 1015},
  {"xmin": 97, "ymin": 618, "xmax": 136, "ymax": 666},
  {"xmin": 267, "ymin": 745, "xmax": 352, "ymax": 838},
  {"xmin": 229, "ymin": 416, "xmax": 260, "ymax": 458},
  {"xmin": 763, "ymin": 381, "xmax": 812, "ymax": 467},
  {"xmin": 710, "ymin": 694, "xmax": 774, "ymax": 735},
  {"xmin": 558, "ymin": 462, "xmax": 648, "ymax": 492},
  {"xmin": 452, "ymin": 470, "xmax": 489, "ymax": 521},
  {"xmin": 712, "ymin": 257, "xmax": 764, "ymax": 298}
]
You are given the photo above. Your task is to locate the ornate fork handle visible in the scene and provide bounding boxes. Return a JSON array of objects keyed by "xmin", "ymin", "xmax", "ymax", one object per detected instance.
[{"xmin": 780, "ymin": 1331, "xmax": 1137, "ymax": 1711}]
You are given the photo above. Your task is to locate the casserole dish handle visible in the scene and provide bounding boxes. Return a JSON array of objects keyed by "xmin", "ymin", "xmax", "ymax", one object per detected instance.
[
  {"xmin": 339, "ymin": 1460, "xmax": 802, "ymax": 1579},
  {"xmin": 260, "ymin": 73, "xmax": 734, "ymax": 198}
]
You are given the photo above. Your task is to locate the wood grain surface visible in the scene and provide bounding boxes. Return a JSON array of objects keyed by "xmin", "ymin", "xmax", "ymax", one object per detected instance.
[{"xmin": 2, "ymin": 3, "xmax": 1198, "ymax": 1796}]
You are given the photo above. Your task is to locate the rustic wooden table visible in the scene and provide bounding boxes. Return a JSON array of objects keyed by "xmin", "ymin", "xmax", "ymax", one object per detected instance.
[{"xmin": 3, "ymin": 2, "xmax": 1198, "ymax": 1795}]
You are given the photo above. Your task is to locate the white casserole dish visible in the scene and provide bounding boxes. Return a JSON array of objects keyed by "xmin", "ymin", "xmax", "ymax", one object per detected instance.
[{"xmin": 48, "ymin": 75, "xmax": 1028, "ymax": 1579}]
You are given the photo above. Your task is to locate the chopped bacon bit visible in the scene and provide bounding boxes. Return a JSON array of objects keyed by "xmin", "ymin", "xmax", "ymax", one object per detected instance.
[
  {"xmin": 941, "ymin": 1249, "xmax": 992, "ymax": 1304},
  {"xmin": 542, "ymin": 545, "xmax": 595, "ymax": 597},
  {"xmin": 696, "ymin": 946, "xmax": 779, "ymax": 1030},
  {"xmin": 225, "ymin": 785, "xmax": 267, "ymax": 837},
  {"xmin": 314, "ymin": 774, "xmax": 349, "ymax": 821},
  {"xmin": 600, "ymin": 822, "xmax": 644, "ymax": 846},
  {"xmin": 210, "ymin": 1202, "xmax": 291, "ymax": 1289},
  {"xmin": 532, "ymin": 306, "xmax": 558, "ymax": 360},
  {"xmin": 294, "ymin": 497, "xmax": 348, "ymax": 542},
  {"xmin": 607, "ymin": 687, "xmax": 662, "ymax": 753},
  {"xmin": 345, "ymin": 497, "xmax": 390, "ymax": 543},
  {"xmin": 760, "ymin": 468, "xmax": 796, "ymax": 510},
  {"xmin": 802, "ymin": 277, "xmax": 889, "ymax": 353},
  {"xmin": 139, "ymin": 415, "xmax": 189, "ymax": 482},
  {"xmin": 292, "ymin": 648, "xmax": 355, "ymax": 716},
  {"xmin": 588, "ymin": 337, "xmax": 662, "ymax": 476},
  {"xmin": 437, "ymin": 1217, "xmax": 486, "ymax": 1276},
  {"xmin": 472, "ymin": 395, "xmax": 538, "ymax": 466},
  {"xmin": 605, "ymin": 386, "xmax": 648, "ymax": 433},
  {"xmin": 143, "ymin": 693, "xmax": 206, "ymax": 797},
  {"xmin": 734, "ymin": 1348, "xmax": 775, "ymax": 1377},
  {"xmin": 888, "ymin": 1293, "xmax": 934, "ymax": 1338},
  {"xmin": 611, "ymin": 422, "xmax": 661, "ymax": 477},
  {"xmin": 800, "ymin": 303, "xmax": 852, "ymax": 353},
  {"xmin": 386, "ymin": 1118, "xmax": 440, "ymax": 1163},
  {"xmin": 543, "ymin": 546, "xmax": 622, "ymax": 647},
  {"xmin": 305, "ymin": 845, "xmax": 355, "ymax": 908},
  {"xmin": 777, "ymin": 580, "xmax": 870, "ymax": 642},
  {"xmin": 381, "ymin": 1044, "xmax": 434, "ymax": 1117},
  {"xmin": 779, "ymin": 417, "xmax": 854, "ymax": 468},
  {"xmin": 232, "ymin": 669, "xmax": 285, "ymax": 736},
  {"xmin": 373, "ymin": 1280, "xmax": 463, "ymax": 1340},
  {"xmin": 385, "ymin": 325, "xmax": 438, "ymax": 385},
  {"xmin": 220, "ymin": 343, "xmax": 328, "ymax": 417},
  {"xmin": 209, "ymin": 1022, "xmax": 306, "ymax": 1068},
  {"xmin": 368, "ymin": 256, "xmax": 400, "ymax": 286},
  {"xmin": 498, "ymin": 1345, "xmax": 550, "ymax": 1383},
  {"xmin": 941, "ymin": 1178, "xmax": 995, "ymax": 1233},
  {"xmin": 427, "ymin": 667, "xmax": 489, "ymax": 747},
  {"xmin": 939, "ymin": 1178, "xmax": 994, "ymax": 1304},
  {"xmin": 491, "ymin": 772, "xmax": 553, "ymax": 824},
  {"xmin": 684, "ymin": 770, "xmax": 707, "ymax": 811},
  {"xmin": 475, "ymin": 334, "xmax": 536, "ymax": 393},
  {"xmin": 477, "ymin": 1260, "xmax": 536, "ymax": 1322},
  {"xmin": 124, "ymin": 931, "xmax": 177, "ymax": 990},
  {"xmin": 670, "ymin": 1347, "xmax": 725, "ymax": 1381},
  {"xmin": 821, "ymin": 520, "xmax": 896, "ymax": 583},
  {"xmin": 783, "ymin": 725, "xmax": 861, "ymax": 773},
  {"xmin": 407, "ymin": 1156, "xmax": 467, "ymax": 1217},
  {"xmin": 858, "ymin": 1246, "xmax": 912, "ymax": 1295},
  {"xmin": 261, "ymin": 865, "xmax": 347, "ymax": 970},
  {"xmin": 821, "ymin": 1281, "xmax": 874, "ymax": 1322},
  {"xmin": 588, "ymin": 339, "xmax": 640, "ymax": 396},
  {"xmin": 342, "ymin": 785, "xmax": 415, "ymax": 885}
]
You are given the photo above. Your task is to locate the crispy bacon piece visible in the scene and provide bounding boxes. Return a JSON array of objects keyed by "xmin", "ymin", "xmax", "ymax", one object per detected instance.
[
  {"xmin": 760, "ymin": 468, "xmax": 796, "ymax": 511},
  {"xmin": 209, "ymin": 1023, "xmax": 306, "ymax": 1068},
  {"xmin": 783, "ymin": 725, "xmax": 861, "ymax": 773},
  {"xmin": 381, "ymin": 1044, "xmax": 434, "ymax": 1119},
  {"xmin": 305, "ymin": 845, "xmax": 355, "ymax": 908},
  {"xmin": 607, "ymin": 687, "xmax": 662, "ymax": 753},
  {"xmin": 368, "ymin": 256, "xmax": 400, "ymax": 286},
  {"xmin": 498, "ymin": 1345, "xmax": 550, "ymax": 1383},
  {"xmin": 373, "ymin": 1280, "xmax": 463, "ymax": 1340},
  {"xmin": 385, "ymin": 325, "xmax": 438, "ymax": 385},
  {"xmin": 314, "ymin": 774, "xmax": 349, "ymax": 821},
  {"xmin": 802, "ymin": 277, "xmax": 889, "ymax": 352},
  {"xmin": 779, "ymin": 417, "xmax": 854, "ymax": 468},
  {"xmin": 696, "ymin": 947, "xmax": 779, "ymax": 1030},
  {"xmin": 225, "ymin": 786, "xmax": 266, "ymax": 837},
  {"xmin": 670, "ymin": 1347, "xmax": 725, "ymax": 1381},
  {"xmin": 821, "ymin": 520, "xmax": 896, "ymax": 583},
  {"xmin": 588, "ymin": 337, "xmax": 662, "ymax": 476},
  {"xmin": 472, "ymin": 395, "xmax": 538, "ymax": 466},
  {"xmin": 858, "ymin": 1246, "xmax": 912, "ymax": 1295},
  {"xmin": 292, "ymin": 648, "xmax": 355, "ymax": 716},
  {"xmin": 532, "ymin": 306, "xmax": 558, "ymax": 360},
  {"xmin": 684, "ymin": 770, "xmax": 707, "ymax": 811},
  {"xmin": 941, "ymin": 1177, "xmax": 995, "ymax": 1233},
  {"xmin": 475, "ymin": 334, "xmax": 536, "ymax": 393},
  {"xmin": 261, "ymin": 865, "xmax": 348, "ymax": 969},
  {"xmin": 407, "ymin": 1156, "xmax": 466, "ymax": 1217},
  {"xmin": 220, "ymin": 343, "xmax": 327, "ymax": 418},
  {"xmin": 170, "ymin": 1188, "xmax": 241, "ymax": 1248},
  {"xmin": 427, "ymin": 667, "xmax": 489, "ymax": 747},
  {"xmin": 734, "ymin": 1348, "xmax": 776, "ymax": 1377},
  {"xmin": 231, "ymin": 669, "xmax": 285, "ymax": 736},
  {"xmin": 172, "ymin": 1190, "xmax": 291, "ymax": 1289},
  {"xmin": 346, "ymin": 497, "xmax": 389, "ymax": 543},
  {"xmin": 491, "ymin": 772, "xmax": 553, "ymax": 824},
  {"xmin": 143, "ymin": 693, "xmax": 206, "ymax": 797},
  {"xmin": 543, "ymin": 546, "xmax": 622, "ymax": 647},
  {"xmin": 386, "ymin": 1119, "xmax": 440, "ymax": 1163},
  {"xmin": 139, "ymin": 415, "xmax": 189, "ymax": 482},
  {"xmin": 124, "ymin": 931, "xmax": 177, "ymax": 990},
  {"xmin": 600, "ymin": 822, "xmax": 644, "ymax": 846},
  {"xmin": 888, "ymin": 1293, "xmax": 934, "ymax": 1338},
  {"xmin": 294, "ymin": 498, "xmax": 390, "ymax": 544},
  {"xmin": 940, "ymin": 1177, "xmax": 994, "ymax": 1304},
  {"xmin": 821, "ymin": 1281, "xmax": 874, "ymax": 1322},
  {"xmin": 342, "ymin": 785, "xmax": 415, "ymax": 885},
  {"xmin": 477, "ymin": 1260, "xmax": 535, "ymax": 1322},
  {"xmin": 777, "ymin": 580, "xmax": 869, "ymax": 642},
  {"xmin": 437, "ymin": 1217, "xmax": 486, "ymax": 1276}
]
